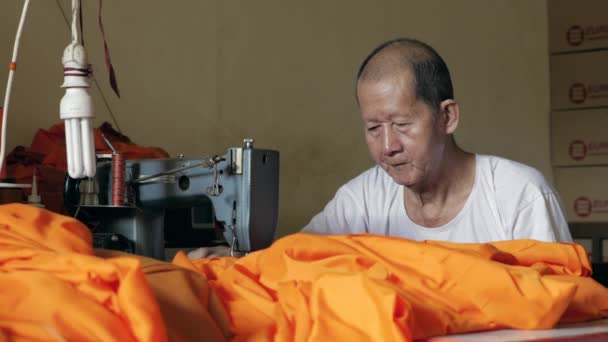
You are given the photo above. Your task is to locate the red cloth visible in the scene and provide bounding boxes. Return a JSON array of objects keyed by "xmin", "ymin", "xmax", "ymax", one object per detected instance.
[
  {"xmin": 2, "ymin": 122, "xmax": 168, "ymax": 212},
  {"xmin": 0, "ymin": 107, "xmax": 4, "ymax": 179}
]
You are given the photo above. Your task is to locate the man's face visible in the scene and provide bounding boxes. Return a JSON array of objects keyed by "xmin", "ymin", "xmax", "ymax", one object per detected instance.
[{"xmin": 357, "ymin": 73, "xmax": 447, "ymax": 188}]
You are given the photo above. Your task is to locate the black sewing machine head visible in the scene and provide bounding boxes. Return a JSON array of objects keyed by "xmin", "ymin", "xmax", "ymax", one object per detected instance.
[{"xmin": 65, "ymin": 139, "xmax": 280, "ymax": 260}]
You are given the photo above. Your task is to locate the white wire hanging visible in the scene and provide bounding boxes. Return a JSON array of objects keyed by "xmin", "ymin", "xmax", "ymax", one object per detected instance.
[{"xmin": 0, "ymin": 0, "xmax": 33, "ymax": 189}]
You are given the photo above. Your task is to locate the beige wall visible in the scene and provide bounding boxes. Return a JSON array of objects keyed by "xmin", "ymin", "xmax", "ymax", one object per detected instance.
[{"xmin": 0, "ymin": 0, "xmax": 550, "ymax": 236}]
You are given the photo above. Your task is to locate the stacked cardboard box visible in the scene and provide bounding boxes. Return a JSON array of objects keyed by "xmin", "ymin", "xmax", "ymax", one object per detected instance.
[{"xmin": 549, "ymin": 0, "xmax": 608, "ymax": 261}]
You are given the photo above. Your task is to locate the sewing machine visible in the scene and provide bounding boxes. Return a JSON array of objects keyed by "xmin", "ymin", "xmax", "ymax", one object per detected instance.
[{"xmin": 66, "ymin": 139, "xmax": 279, "ymax": 260}]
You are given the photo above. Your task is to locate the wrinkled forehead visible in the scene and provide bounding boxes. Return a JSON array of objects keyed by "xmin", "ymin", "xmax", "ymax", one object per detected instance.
[{"xmin": 356, "ymin": 44, "xmax": 432, "ymax": 102}]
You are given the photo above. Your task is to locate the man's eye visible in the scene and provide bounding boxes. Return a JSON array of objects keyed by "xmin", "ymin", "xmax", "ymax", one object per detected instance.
[
  {"xmin": 367, "ymin": 126, "xmax": 380, "ymax": 132},
  {"xmin": 394, "ymin": 123, "xmax": 411, "ymax": 131}
]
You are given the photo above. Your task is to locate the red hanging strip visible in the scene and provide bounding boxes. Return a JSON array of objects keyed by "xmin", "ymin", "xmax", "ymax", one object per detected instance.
[
  {"xmin": 79, "ymin": 0, "xmax": 84, "ymax": 46},
  {"xmin": 98, "ymin": 0, "xmax": 120, "ymax": 97}
]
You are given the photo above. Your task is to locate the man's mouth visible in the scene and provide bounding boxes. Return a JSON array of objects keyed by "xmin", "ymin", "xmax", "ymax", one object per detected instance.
[{"xmin": 387, "ymin": 162, "xmax": 408, "ymax": 168}]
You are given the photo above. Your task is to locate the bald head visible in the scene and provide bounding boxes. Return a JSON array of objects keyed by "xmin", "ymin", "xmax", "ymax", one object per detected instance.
[{"xmin": 355, "ymin": 38, "xmax": 454, "ymax": 112}]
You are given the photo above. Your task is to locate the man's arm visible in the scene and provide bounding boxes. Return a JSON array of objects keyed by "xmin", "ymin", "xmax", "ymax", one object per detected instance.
[
  {"xmin": 188, "ymin": 179, "xmax": 369, "ymax": 259},
  {"xmin": 301, "ymin": 186, "xmax": 368, "ymax": 235},
  {"xmin": 187, "ymin": 245, "xmax": 232, "ymax": 258},
  {"xmin": 512, "ymin": 192, "xmax": 572, "ymax": 242}
]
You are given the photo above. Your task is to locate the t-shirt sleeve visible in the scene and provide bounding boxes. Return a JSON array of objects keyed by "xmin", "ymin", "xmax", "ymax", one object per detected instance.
[
  {"xmin": 301, "ymin": 186, "xmax": 368, "ymax": 235},
  {"xmin": 512, "ymin": 192, "xmax": 573, "ymax": 242}
]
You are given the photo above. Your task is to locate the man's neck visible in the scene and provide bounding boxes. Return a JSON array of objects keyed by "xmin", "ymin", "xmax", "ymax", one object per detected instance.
[{"xmin": 404, "ymin": 143, "xmax": 476, "ymax": 227}]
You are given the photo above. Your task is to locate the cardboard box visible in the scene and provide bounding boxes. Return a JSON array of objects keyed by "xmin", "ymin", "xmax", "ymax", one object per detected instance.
[
  {"xmin": 551, "ymin": 108, "xmax": 608, "ymax": 166},
  {"xmin": 554, "ymin": 166, "xmax": 608, "ymax": 222},
  {"xmin": 550, "ymin": 51, "xmax": 608, "ymax": 110},
  {"xmin": 548, "ymin": 0, "xmax": 608, "ymax": 53}
]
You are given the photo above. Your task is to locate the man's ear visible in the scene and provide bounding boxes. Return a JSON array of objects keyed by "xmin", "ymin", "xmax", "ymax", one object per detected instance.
[{"xmin": 439, "ymin": 99, "xmax": 460, "ymax": 134}]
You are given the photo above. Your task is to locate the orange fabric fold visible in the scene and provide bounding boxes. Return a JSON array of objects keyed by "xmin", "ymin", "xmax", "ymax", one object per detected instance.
[
  {"xmin": 0, "ymin": 203, "xmax": 167, "ymax": 342},
  {"xmin": 1, "ymin": 203, "xmax": 606, "ymax": 342},
  {"xmin": 96, "ymin": 249, "xmax": 232, "ymax": 342},
  {"xmin": 175, "ymin": 233, "xmax": 608, "ymax": 342}
]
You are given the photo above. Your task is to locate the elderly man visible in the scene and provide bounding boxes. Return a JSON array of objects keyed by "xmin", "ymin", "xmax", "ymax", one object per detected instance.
[{"xmin": 189, "ymin": 38, "xmax": 571, "ymax": 258}]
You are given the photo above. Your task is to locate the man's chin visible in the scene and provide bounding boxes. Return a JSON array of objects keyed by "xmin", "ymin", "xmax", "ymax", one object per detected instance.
[
  {"xmin": 386, "ymin": 171, "xmax": 419, "ymax": 187},
  {"xmin": 395, "ymin": 179, "xmax": 418, "ymax": 188},
  {"xmin": 380, "ymin": 163, "xmax": 426, "ymax": 188}
]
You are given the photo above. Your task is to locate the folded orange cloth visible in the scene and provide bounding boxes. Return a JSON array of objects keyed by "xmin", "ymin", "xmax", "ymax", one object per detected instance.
[
  {"xmin": 94, "ymin": 249, "xmax": 232, "ymax": 341},
  {"xmin": 0, "ymin": 203, "xmax": 167, "ymax": 342},
  {"xmin": 2, "ymin": 203, "xmax": 606, "ymax": 342},
  {"xmin": 174, "ymin": 234, "xmax": 608, "ymax": 342}
]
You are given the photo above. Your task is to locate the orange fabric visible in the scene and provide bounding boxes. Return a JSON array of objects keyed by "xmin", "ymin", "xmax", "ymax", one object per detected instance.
[
  {"xmin": 174, "ymin": 234, "xmax": 608, "ymax": 341},
  {"xmin": 0, "ymin": 203, "xmax": 167, "ymax": 341},
  {"xmin": 425, "ymin": 239, "xmax": 592, "ymax": 276},
  {"xmin": 1, "ymin": 202, "xmax": 606, "ymax": 342},
  {"xmin": 95, "ymin": 249, "xmax": 232, "ymax": 342}
]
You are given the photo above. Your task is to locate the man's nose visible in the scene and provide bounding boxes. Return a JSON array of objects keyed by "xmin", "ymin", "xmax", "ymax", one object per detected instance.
[{"xmin": 382, "ymin": 126, "xmax": 402, "ymax": 156}]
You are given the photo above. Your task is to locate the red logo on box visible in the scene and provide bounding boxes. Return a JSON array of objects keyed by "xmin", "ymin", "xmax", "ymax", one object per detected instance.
[
  {"xmin": 569, "ymin": 140, "xmax": 587, "ymax": 161},
  {"xmin": 569, "ymin": 83, "xmax": 587, "ymax": 104},
  {"xmin": 574, "ymin": 197, "xmax": 592, "ymax": 217},
  {"xmin": 567, "ymin": 26, "xmax": 585, "ymax": 46}
]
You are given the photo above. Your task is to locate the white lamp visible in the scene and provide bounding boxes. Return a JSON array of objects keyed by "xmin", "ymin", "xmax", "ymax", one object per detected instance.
[
  {"xmin": 1, "ymin": 0, "xmax": 96, "ymax": 186},
  {"xmin": 60, "ymin": 0, "xmax": 96, "ymax": 179}
]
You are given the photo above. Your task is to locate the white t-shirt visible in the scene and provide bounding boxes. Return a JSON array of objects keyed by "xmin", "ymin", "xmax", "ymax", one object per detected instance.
[{"xmin": 302, "ymin": 155, "xmax": 572, "ymax": 243}]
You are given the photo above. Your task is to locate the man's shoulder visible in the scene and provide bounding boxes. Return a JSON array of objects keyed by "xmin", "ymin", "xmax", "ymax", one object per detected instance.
[{"xmin": 477, "ymin": 154, "xmax": 555, "ymax": 199}]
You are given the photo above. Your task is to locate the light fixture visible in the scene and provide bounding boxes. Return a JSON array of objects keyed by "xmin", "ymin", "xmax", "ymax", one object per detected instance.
[
  {"xmin": 60, "ymin": 0, "xmax": 96, "ymax": 178},
  {"xmin": 1, "ymin": 0, "xmax": 96, "ymax": 186}
]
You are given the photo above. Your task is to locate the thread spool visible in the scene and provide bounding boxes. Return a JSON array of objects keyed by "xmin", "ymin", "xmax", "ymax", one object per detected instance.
[{"xmin": 111, "ymin": 153, "xmax": 126, "ymax": 206}]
